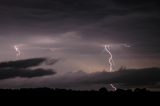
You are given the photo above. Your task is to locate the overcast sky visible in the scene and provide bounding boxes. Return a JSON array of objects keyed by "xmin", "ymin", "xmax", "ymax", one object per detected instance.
[{"xmin": 0, "ymin": 0, "xmax": 160, "ymax": 90}]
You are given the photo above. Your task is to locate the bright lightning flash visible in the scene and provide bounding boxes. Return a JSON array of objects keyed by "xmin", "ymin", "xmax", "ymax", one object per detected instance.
[
  {"xmin": 105, "ymin": 45, "xmax": 114, "ymax": 72},
  {"xmin": 105, "ymin": 44, "xmax": 117, "ymax": 91},
  {"xmin": 14, "ymin": 45, "xmax": 21, "ymax": 58}
]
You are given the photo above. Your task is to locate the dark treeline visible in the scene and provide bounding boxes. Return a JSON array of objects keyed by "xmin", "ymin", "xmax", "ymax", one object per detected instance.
[
  {"xmin": 0, "ymin": 87, "xmax": 160, "ymax": 97},
  {"xmin": 0, "ymin": 88, "xmax": 159, "ymax": 104}
]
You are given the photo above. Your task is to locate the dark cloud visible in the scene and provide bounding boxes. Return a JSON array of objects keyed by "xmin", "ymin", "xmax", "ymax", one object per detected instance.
[
  {"xmin": 0, "ymin": 0, "xmax": 159, "ymax": 27},
  {"xmin": 0, "ymin": 68, "xmax": 55, "ymax": 80},
  {"xmin": 0, "ymin": 58, "xmax": 57, "ymax": 80},
  {"xmin": 107, "ymin": 68, "xmax": 160, "ymax": 86},
  {"xmin": 0, "ymin": 0, "xmax": 159, "ymax": 48},
  {"xmin": 0, "ymin": 67, "xmax": 160, "ymax": 90},
  {"xmin": 77, "ymin": 68, "xmax": 160, "ymax": 88},
  {"xmin": 44, "ymin": 68, "xmax": 160, "ymax": 89},
  {"xmin": 0, "ymin": 58, "xmax": 46, "ymax": 69}
]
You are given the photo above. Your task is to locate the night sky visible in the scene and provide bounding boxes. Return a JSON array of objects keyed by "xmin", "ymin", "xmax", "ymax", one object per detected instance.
[{"xmin": 0, "ymin": 0, "xmax": 160, "ymax": 90}]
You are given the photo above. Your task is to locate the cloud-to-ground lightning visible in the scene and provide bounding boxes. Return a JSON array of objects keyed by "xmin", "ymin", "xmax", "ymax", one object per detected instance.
[
  {"xmin": 110, "ymin": 84, "xmax": 117, "ymax": 91},
  {"xmin": 14, "ymin": 45, "xmax": 21, "ymax": 59},
  {"xmin": 105, "ymin": 44, "xmax": 117, "ymax": 91},
  {"xmin": 105, "ymin": 45, "xmax": 114, "ymax": 72}
]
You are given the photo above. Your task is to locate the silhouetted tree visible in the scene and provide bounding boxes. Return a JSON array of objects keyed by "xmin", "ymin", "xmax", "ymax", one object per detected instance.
[{"xmin": 99, "ymin": 87, "xmax": 108, "ymax": 92}]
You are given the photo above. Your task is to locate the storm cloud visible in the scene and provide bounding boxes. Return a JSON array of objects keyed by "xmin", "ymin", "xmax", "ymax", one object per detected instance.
[
  {"xmin": 0, "ymin": 58, "xmax": 57, "ymax": 80},
  {"xmin": 83, "ymin": 68, "xmax": 160, "ymax": 87},
  {"xmin": 0, "ymin": 58, "xmax": 46, "ymax": 69},
  {"xmin": 0, "ymin": 0, "xmax": 159, "ymax": 90},
  {"xmin": 36, "ymin": 68, "xmax": 160, "ymax": 90}
]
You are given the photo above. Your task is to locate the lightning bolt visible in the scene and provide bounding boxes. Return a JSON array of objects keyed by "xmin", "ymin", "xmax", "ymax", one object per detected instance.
[
  {"xmin": 14, "ymin": 45, "xmax": 21, "ymax": 59},
  {"xmin": 105, "ymin": 45, "xmax": 114, "ymax": 72},
  {"xmin": 105, "ymin": 44, "xmax": 117, "ymax": 91}
]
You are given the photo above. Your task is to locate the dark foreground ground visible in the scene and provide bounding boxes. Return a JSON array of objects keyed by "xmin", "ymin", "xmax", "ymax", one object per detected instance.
[
  {"xmin": 0, "ymin": 87, "xmax": 160, "ymax": 96},
  {"xmin": 0, "ymin": 88, "xmax": 159, "ymax": 104}
]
